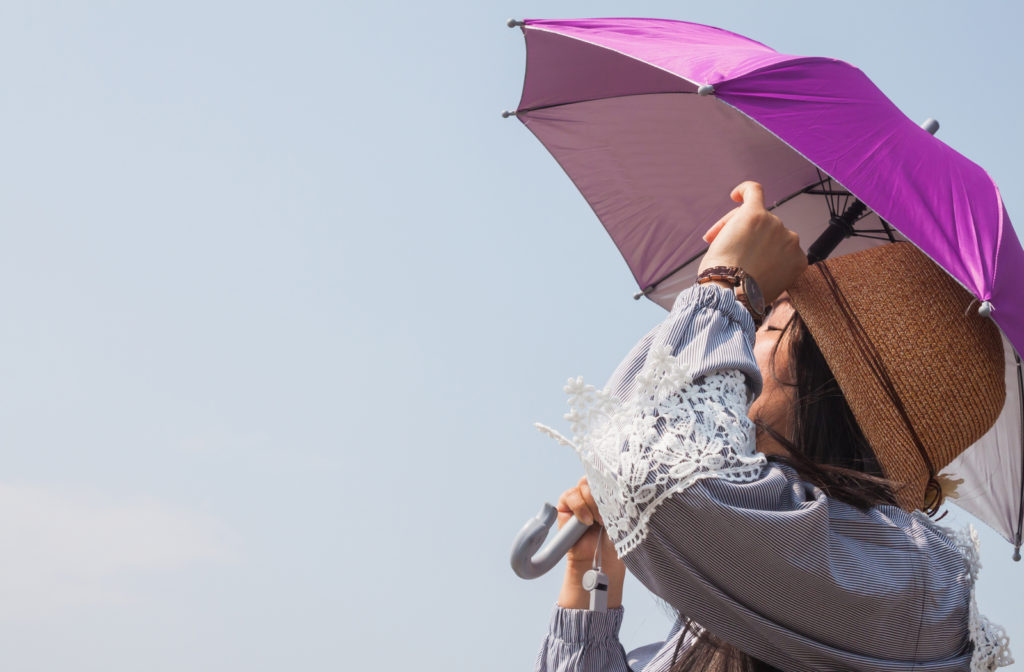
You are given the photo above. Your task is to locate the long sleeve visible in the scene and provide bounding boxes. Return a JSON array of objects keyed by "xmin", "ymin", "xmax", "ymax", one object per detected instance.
[
  {"xmin": 536, "ymin": 607, "xmax": 630, "ymax": 672},
  {"xmin": 537, "ymin": 284, "xmax": 767, "ymax": 558},
  {"xmin": 537, "ymin": 284, "xmax": 1010, "ymax": 672}
]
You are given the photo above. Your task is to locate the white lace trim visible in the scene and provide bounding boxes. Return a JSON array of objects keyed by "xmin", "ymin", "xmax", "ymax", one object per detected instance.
[
  {"xmin": 940, "ymin": 524, "xmax": 1014, "ymax": 671},
  {"xmin": 536, "ymin": 343, "xmax": 765, "ymax": 557}
]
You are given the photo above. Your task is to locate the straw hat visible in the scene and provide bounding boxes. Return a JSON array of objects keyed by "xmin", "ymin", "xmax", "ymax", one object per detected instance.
[{"xmin": 788, "ymin": 242, "xmax": 1005, "ymax": 512}]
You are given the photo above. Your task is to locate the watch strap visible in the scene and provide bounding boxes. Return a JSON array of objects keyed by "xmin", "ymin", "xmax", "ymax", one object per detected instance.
[
  {"xmin": 696, "ymin": 266, "xmax": 745, "ymax": 286},
  {"xmin": 695, "ymin": 266, "xmax": 765, "ymax": 326}
]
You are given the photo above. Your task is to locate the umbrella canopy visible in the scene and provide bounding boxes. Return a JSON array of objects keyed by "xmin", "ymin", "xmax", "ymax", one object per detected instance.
[{"xmin": 507, "ymin": 17, "xmax": 1024, "ymax": 554}]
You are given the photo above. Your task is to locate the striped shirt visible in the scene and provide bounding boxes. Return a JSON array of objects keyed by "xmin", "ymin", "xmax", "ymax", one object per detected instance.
[{"xmin": 535, "ymin": 284, "xmax": 1003, "ymax": 672}]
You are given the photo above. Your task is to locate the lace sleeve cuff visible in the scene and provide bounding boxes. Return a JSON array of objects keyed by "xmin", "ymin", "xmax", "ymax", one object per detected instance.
[{"xmin": 537, "ymin": 285, "xmax": 766, "ymax": 557}]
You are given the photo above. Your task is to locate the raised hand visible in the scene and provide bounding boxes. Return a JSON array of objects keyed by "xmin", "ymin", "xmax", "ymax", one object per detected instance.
[{"xmin": 699, "ymin": 181, "xmax": 807, "ymax": 304}]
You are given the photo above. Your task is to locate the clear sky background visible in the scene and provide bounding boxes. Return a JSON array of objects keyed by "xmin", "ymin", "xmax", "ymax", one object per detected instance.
[{"xmin": 0, "ymin": 1, "xmax": 1022, "ymax": 670}]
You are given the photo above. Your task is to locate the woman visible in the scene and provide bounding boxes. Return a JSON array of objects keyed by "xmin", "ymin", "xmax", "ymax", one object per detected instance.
[{"xmin": 535, "ymin": 182, "xmax": 1012, "ymax": 671}]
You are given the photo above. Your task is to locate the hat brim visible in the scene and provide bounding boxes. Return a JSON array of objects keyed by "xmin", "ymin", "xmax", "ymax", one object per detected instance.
[{"xmin": 789, "ymin": 243, "xmax": 1005, "ymax": 513}]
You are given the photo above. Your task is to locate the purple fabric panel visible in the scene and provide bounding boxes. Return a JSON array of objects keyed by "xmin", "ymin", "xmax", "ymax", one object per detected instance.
[
  {"xmin": 520, "ymin": 93, "xmax": 816, "ymax": 289},
  {"xmin": 522, "ymin": 18, "xmax": 794, "ymax": 86},
  {"xmin": 519, "ymin": 29, "xmax": 695, "ymax": 111},
  {"xmin": 991, "ymin": 198, "xmax": 1024, "ymax": 354},
  {"xmin": 516, "ymin": 17, "xmax": 1019, "ymax": 355},
  {"xmin": 716, "ymin": 59, "xmax": 1004, "ymax": 301}
]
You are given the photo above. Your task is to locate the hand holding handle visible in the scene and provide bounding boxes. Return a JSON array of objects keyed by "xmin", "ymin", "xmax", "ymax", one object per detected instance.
[{"xmin": 509, "ymin": 503, "xmax": 591, "ymax": 579}]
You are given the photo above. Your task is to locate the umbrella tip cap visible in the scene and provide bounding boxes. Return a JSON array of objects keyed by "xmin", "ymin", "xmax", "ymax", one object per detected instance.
[
  {"xmin": 979, "ymin": 301, "xmax": 993, "ymax": 318},
  {"xmin": 507, "ymin": 18, "xmax": 525, "ymax": 28},
  {"xmin": 697, "ymin": 84, "xmax": 715, "ymax": 96},
  {"xmin": 1014, "ymin": 546, "xmax": 1021, "ymax": 562},
  {"xmin": 502, "ymin": 110, "xmax": 517, "ymax": 118}
]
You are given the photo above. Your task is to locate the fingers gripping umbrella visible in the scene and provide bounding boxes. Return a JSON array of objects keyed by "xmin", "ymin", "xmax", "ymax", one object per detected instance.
[{"xmin": 505, "ymin": 17, "xmax": 1024, "ymax": 579}]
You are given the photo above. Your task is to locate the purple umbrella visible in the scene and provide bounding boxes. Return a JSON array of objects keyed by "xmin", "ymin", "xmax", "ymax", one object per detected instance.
[{"xmin": 505, "ymin": 17, "xmax": 1024, "ymax": 572}]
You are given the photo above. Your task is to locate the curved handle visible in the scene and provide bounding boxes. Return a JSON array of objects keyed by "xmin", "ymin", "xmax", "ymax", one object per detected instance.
[{"xmin": 509, "ymin": 503, "xmax": 591, "ymax": 579}]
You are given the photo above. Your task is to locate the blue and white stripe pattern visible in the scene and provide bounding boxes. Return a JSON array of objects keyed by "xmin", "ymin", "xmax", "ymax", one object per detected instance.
[{"xmin": 535, "ymin": 285, "xmax": 1009, "ymax": 672}]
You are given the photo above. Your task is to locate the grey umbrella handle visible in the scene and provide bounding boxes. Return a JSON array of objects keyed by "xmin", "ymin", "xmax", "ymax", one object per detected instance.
[{"xmin": 510, "ymin": 503, "xmax": 591, "ymax": 579}]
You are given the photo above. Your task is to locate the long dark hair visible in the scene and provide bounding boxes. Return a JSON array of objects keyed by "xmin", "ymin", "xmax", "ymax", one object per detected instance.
[{"xmin": 669, "ymin": 308, "xmax": 897, "ymax": 672}]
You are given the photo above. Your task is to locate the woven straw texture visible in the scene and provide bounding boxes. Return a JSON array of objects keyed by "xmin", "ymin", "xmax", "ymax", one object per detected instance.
[{"xmin": 789, "ymin": 243, "xmax": 1004, "ymax": 511}]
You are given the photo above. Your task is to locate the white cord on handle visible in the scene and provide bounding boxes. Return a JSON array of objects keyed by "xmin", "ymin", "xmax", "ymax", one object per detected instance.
[{"xmin": 583, "ymin": 526, "xmax": 609, "ymax": 612}]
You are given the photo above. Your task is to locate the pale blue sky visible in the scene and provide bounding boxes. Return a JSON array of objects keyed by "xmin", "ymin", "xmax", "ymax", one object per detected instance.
[{"xmin": 0, "ymin": 1, "xmax": 1021, "ymax": 670}]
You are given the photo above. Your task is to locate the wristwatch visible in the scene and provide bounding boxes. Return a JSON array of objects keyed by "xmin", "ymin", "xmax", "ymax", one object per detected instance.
[{"xmin": 695, "ymin": 266, "xmax": 766, "ymax": 326}]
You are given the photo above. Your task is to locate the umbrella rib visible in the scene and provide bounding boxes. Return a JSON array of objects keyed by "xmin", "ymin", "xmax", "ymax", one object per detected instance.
[
  {"xmin": 1016, "ymin": 352, "xmax": 1024, "ymax": 559},
  {"xmin": 878, "ymin": 219, "xmax": 898, "ymax": 243},
  {"xmin": 639, "ymin": 225, "xmax": 894, "ymax": 296},
  {"xmin": 770, "ymin": 173, "xmax": 855, "ymax": 212},
  {"xmin": 819, "ymin": 170, "xmax": 832, "ymax": 215},
  {"xmin": 849, "ymin": 234, "xmax": 899, "ymax": 241},
  {"xmin": 804, "ymin": 188, "xmax": 852, "ymax": 197},
  {"xmin": 512, "ymin": 91, "xmax": 699, "ymax": 117},
  {"xmin": 814, "ymin": 170, "xmax": 838, "ymax": 218},
  {"xmin": 636, "ymin": 247, "xmax": 707, "ymax": 297}
]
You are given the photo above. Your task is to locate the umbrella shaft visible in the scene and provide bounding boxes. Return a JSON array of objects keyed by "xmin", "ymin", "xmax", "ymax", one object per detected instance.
[{"xmin": 807, "ymin": 200, "xmax": 868, "ymax": 263}]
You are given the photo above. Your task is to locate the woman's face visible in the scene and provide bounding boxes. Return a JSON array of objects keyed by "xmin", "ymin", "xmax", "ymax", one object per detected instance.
[{"xmin": 749, "ymin": 296, "xmax": 798, "ymax": 456}]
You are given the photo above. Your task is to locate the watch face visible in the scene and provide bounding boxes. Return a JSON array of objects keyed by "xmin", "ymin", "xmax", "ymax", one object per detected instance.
[{"xmin": 742, "ymin": 275, "xmax": 766, "ymax": 315}]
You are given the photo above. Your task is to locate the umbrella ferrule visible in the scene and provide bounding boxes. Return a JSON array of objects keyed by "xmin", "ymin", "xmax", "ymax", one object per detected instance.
[{"xmin": 633, "ymin": 286, "xmax": 654, "ymax": 300}]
